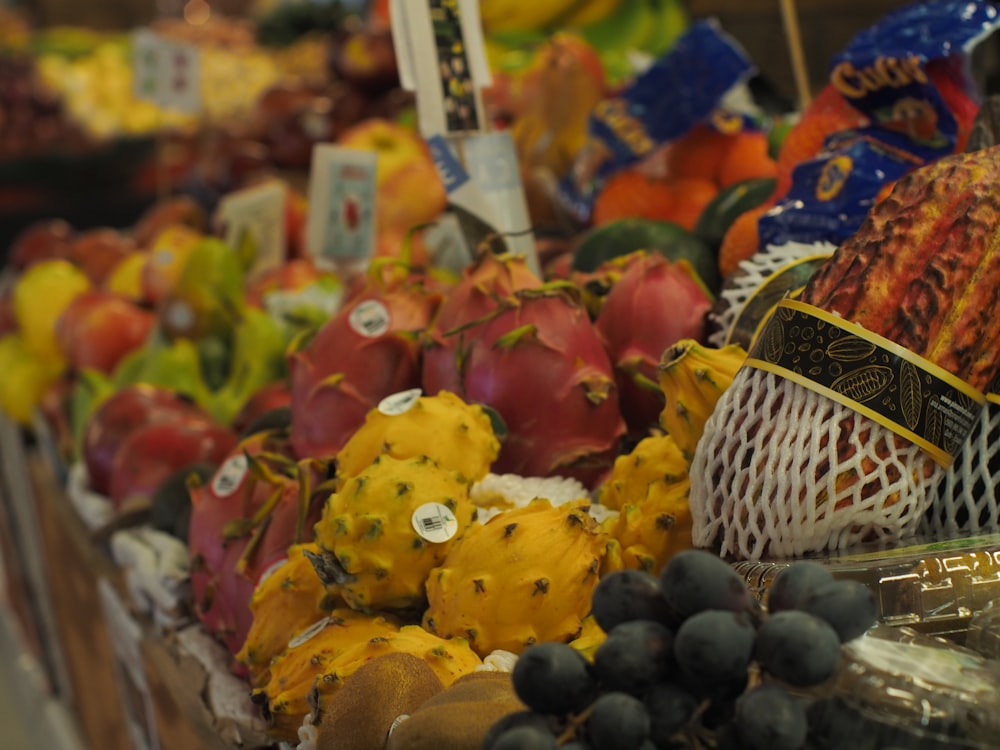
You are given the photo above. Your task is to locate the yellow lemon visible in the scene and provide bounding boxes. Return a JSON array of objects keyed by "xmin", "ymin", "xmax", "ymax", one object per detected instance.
[{"xmin": 13, "ymin": 259, "xmax": 91, "ymax": 364}]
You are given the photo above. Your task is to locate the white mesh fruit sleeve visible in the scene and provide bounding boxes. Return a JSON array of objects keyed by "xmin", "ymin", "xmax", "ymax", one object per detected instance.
[
  {"xmin": 689, "ymin": 366, "xmax": 943, "ymax": 561},
  {"xmin": 923, "ymin": 403, "xmax": 1000, "ymax": 538}
]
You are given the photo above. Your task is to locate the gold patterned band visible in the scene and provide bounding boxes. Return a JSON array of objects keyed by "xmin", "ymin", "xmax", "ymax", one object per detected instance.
[{"xmin": 746, "ymin": 299, "xmax": 985, "ymax": 467}]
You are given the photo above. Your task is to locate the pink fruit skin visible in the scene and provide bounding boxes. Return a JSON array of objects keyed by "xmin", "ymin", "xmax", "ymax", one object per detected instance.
[
  {"xmin": 108, "ymin": 417, "xmax": 238, "ymax": 509},
  {"xmin": 595, "ymin": 255, "xmax": 712, "ymax": 438},
  {"xmin": 422, "ymin": 252, "xmax": 541, "ymax": 396},
  {"xmin": 188, "ymin": 432, "xmax": 325, "ymax": 657},
  {"xmin": 448, "ymin": 288, "xmax": 626, "ymax": 489},
  {"xmin": 288, "ymin": 279, "xmax": 440, "ymax": 460},
  {"xmin": 231, "ymin": 380, "xmax": 292, "ymax": 435},
  {"xmin": 83, "ymin": 384, "xmax": 207, "ymax": 496}
]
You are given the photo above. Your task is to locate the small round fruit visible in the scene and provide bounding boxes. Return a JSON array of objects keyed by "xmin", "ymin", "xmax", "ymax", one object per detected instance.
[
  {"xmin": 766, "ymin": 561, "xmax": 834, "ymax": 613},
  {"xmin": 510, "ymin": 642, "xmax": 599, "ymax": 716},
  {"xmin": 591, "ymin": 569, "xmax": 673, "ymax": 632},
  {"xmin": 801, "ymin": 579, "xmax": 878, "ymax": 642},
  {"xmin": 585, "ymin": 692, "xmax": 651, "ymax": 750},
  {"xmin": 673, "ymin": 609, "xmax": 755, "ymax": 685},
  {"xmin": 660, "ymin": 549, "xmax": 753, "ymax": 620},
  {"xmin": 735, "ymin": 684, "xmax": 808, "ymax": 750},
  {"xmin": 754, "ymin": 610, "xmax": 841, "ymax": 687}
]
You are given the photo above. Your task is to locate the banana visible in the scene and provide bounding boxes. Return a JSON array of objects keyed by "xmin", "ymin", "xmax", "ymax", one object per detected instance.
[
  {"xmin": 657, "ymin": 339, "xmax": 747, "ymax": 460},
  {"xmin": 479, "ymin": 0, "xmax": 583, "ymax": 35},
  {"xmin": 557, "ymin": 0, "xmax": 623, "ymax": 28}
]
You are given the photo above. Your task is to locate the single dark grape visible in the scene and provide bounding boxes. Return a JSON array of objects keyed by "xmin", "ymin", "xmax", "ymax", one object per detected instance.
[
  {"xmin": 584, "ymin": 692, "xmax": 651, "ymax": 750},
  {"xmin": 644, "ymin": 682, "xmax": 699, "ymax": 744},
  {"xmin": 482, "ymin": 710, "xmax": 554, "ymax": 749},
  {"xmin": 590, "ymin": 569, "xmax": 675, "ymax": 632},
  {"xmin": 801, "ymin": 579, "xmax": 878, "ymax": 642},
  {"xmin": 735, "ymin": 684, "xmax": 808, "ymax": 750},
  {"xmin": 489, "ymin": 725, "xmax": 558, "ymax": 750},
  {"xmin": 673, "ymin": 609, "xmax": 755, "ymax": 685},
  {"xmin": 592, "ymin": 620, "xmax": 674, "ymax": 695},
  {"xmin": 755, "ymin": 610, "xmax": 842, "ymax": 687},
  {"xmin": 510, "ymin": 642, "xmax": 599, "ymax": 716},
  {"xmin": 660, "ymin": 549, "xmax": 754, "ymax": 620},
  {"xmin": 767, "ymin": 561, "xmax": 834, "ymax": 613}
]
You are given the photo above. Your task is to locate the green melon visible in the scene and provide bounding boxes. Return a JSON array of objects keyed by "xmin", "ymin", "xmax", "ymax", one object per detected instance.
[
  {"xmin": 694, "ymin": 177, "xmax": 777, "ymax": 253},
  {"xmin": 572, "ymin": 218, "xmax": 719, "ymax": 292}
]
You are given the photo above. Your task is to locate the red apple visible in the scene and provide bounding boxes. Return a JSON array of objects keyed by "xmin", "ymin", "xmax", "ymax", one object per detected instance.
[
  {"xmin": 132, "ymin": 195, "xmax": 207, "ymax": 249},
  {"xmin": 140, "ymin": 224, "xmax": 202, "ymax": 305},
  {"xmin": 68, "ymin": 229, "xmax": 137, "ymax": 286},
  {"xmin": 245, "ymin": 258, "xmax": 327, "ymax": 308},
  {"xmin": 109, "ymin": 417, "xmax": 238, "ymax": 510},
  {"xmin": 83, "ymin": 384, "xmax": 208, "ymax": 496},
  {"xmin": 9, "ymin": 219, "xmax": 75, "ymax": 271},
  {"xmin": 55, "ymin": 290, "xmax": 155, "ymax": 374}
]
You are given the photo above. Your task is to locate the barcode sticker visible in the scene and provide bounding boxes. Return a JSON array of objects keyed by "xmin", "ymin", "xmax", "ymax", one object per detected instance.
[
  {"xmin": 378, "ymin": 388, "xmax": 423, "ymax": 416},
  {"xmin": 349, "ymin": 299, "xmax": 391, "ymax": 338},
  {"xmin": 411, "ymin": 502, "xmax": 459, "ymax": 543},
  {"xmin": 211, "ymin": 454, "xmax": 248, "ymax": 498}
]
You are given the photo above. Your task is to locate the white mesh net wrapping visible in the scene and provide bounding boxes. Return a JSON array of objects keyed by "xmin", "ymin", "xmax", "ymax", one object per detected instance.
[
  {"xmin": 690, "ymin": 367, "xmax": 943, "ymax": 561},
  {"xmin": 708, "ymin": 241, "xmax": 837, "ymax": 347},
  {"xmin": 922, "ymin": 403, "xmax": 1000, "ymax": 538}
]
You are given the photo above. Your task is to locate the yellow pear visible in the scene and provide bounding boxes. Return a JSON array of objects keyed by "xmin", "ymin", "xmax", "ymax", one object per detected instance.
[{"xmin": 13, "ymin": 259, "xmax": 91, "ymax": 364}]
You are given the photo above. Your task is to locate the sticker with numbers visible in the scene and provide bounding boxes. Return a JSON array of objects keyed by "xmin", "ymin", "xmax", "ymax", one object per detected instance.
[
  {"xmin": 288, "ymin": 616, "xmax": 332, "ymax": 649},
  {"xmin": 411, "ymin": 502, "xmax": 459, "ymax": 543},
  {"xmin": 349, "ymin": 299, "xmax": 391, "ymax": 338},
  {"xmin": 215, "ymin": 181, "xmax": 288, "ymax": 275},
  {"xmin": 378, "ymin": 388, "xmax": 423, "ymax": 416},
  {"xmin": 307, "ymin": 144, "xmax": 377, "ymax": 262},
  {"xmin": 212, "ymin": 454, "xmax": 248, "ymax": 498}
]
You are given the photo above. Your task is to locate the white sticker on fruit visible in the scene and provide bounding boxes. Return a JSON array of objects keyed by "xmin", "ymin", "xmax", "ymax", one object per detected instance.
[
  {"xmin": 212, "ymin": 454, "xmax": 248, "ymax": 497},
  {"xmin": 256, "ymin": 556, "xmax": 288, "ymax": 588},
  {"xmin": 411, "ymin": 502, "xmax": 459, "ymax": 543},
  {"xmin": 378, "ymin": 388, "xmax": 422, "ymax": 416},
  {"xmin": 288, "ymin": 616, "xmax": 331, "ymax": 650},
  {"xmin": 349, "ymin": 299, "xmax": 390, "ymax": 338}
]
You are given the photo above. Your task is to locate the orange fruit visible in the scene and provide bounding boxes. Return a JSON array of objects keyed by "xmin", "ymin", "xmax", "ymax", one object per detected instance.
[
  {"xmin": 718, "ymin": 131, "xmax": 778, "ymax": 188},
  {"xmin": 777, "ymin": 84, "xmax": 867, "ymax": 179},
  {"xmin": 667, "ymin": 124, "xmax": 735, "ymax": 183},
  {"xmin": 663, "ymin": 177, "xmax": 718, "ymax": 232},
  {"xmin": 593, "ymin": 169, "xmax": 675, "ymax": 225},
  {"xmin": 718, "ymin": 203, "xmax": 773, "ymax": 278}
]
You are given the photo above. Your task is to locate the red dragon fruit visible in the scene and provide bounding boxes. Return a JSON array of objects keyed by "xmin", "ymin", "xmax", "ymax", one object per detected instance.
[
  {"xmin": 430, "ymin": 285, "xmax": 626, "ymax": 488},
  {"xmin": 422, "ymin": 251, "xmax": 542, "ymax": 395},
  {"xmin": 594, "ymin": 251, "xmax": 713, "ymax": 438},
  {"xmin": 288, "ymin": 273, "xmax": 441, "ymax": 460},
  {"xmin": 188, "ymin": 427, "xmax": 331, "ymax": 658}
]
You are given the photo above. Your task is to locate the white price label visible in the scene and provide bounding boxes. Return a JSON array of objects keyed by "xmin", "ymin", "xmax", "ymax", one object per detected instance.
[
  {"xmin": 306, "ymin": 144, "xmax": 377, "ymax": 263},
  {"xmin": 215, "ymin": 181, "xmax": 288, "ymax": 275},
  {"xmin": 132, "ymin": 29, "xmax": 201, "ymax": 114},
  {"xmin": 378, "ymin": 388, "xmax": 423, "ymax": 416},
  {"xmin": 349, "ymin": 299, "xmax": 391, "ymax": 338},
  {"xmin": 411, "ymin": 502, "xmax": 459, "ymax": 544},
  {"xmin": 211, "ymin": 454, "xmax": 248, "ymax": 498},
  {"xmin": 288, "ymin": 616, "xmax": 332, "ymax": 649}
]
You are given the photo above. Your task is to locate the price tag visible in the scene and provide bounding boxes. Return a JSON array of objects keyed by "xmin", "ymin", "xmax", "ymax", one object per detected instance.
[
  {"xmin": 307, "ymin": 144, "xmax": 378, "ymax": 262},
  {"xmin": 132, "ymin": 29, "xmax": 201, "ymax": 114},
  {"xmin": 411, "ymin": 502, "xmax": 459, "ymax": 543},
  {"xmin": 390, "ymin": 0, "xmax": 491, "ymax": 137},
  {"xmin": 215, "ymin": 180, "xmax": 288, "ymax": 275},
  {"xmin": 378, "ymin": 388, "xmax": 423, "ymax": 416}
]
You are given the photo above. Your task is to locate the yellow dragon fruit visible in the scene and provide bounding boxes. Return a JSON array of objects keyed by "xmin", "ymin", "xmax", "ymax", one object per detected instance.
[
  {"xmin": 254, "ymin": 609, "xmax": 402, "ymax": 741},
  {"xmin": 567, "ymin": 614, "xmax": 607, "ymax": 661},
  {"xmin": 310, "ymin": 625, "xmax": 482, "ymax": 715},
  {"xmin": 599, "ymin": 433, "xmax": 694, "ymax": 576},
  {"xmin": 423, "ymin": 498, "xmax": 607, "ymax": 657},
  {"xmin": 312, "ymin": 454, "xmax": 477, "ymax": 612},
  {"xmin": 335, "ymin": 389, "xmax": 500, "ymax": 487},
  {"xmin": 658, "ymin": 339, "xmax": 746, "ymax": 460},
  {"xmin": 236, "ymin": 543, "xmax": 342, "ymax": 683}
]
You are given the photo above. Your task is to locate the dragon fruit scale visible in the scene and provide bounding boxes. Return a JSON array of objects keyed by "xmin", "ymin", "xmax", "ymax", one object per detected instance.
[
  {"xmin": 289, "ymin": 275, "xmax": 441, "ymax": 461},
  {"xmin": 423, "ymin": 498, "xmax": 608, "ymax": 657},
  {"xmin": 311, "ymin": 454, "xmax": 477, "ymax": 613},
  {"xmin": 336, "ymin": 389, "xmax": 500, "ymax": 487},
  {"xmin": 188, "ymin": 428, "xmax": 330, "ymax": 657},
  {"xmin": 236, "ymin": 542, "xmax": 342, "ymax": 683},
  {"xmin": 430, "ymin": 285, "xmax": 626, "ymax": 488},
  {"xmin": 422, "ymin": 251, "xmax": 542, "ymax": 395},
  {"xmin": 594, "ymin": 252, "xmax": 713, "ymax": 439}
]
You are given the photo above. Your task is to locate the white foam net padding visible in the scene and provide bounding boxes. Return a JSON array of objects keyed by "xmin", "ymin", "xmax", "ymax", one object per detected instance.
[
  {"xmin": 709, "ymin": 241, "xmax": 837, "ymax": 348},
  {"xmin": 923, "ymin": 404, "xmax": 1000, "ymax": 538},
  {"xmin": 689, "ymin": 367, "xmax": 943, "ymax": 561}
]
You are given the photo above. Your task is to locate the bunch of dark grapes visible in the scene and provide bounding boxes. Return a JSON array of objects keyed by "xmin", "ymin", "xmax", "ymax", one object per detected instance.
[{"xmin": 483, "ymin": 552, "xmax": 878, "ymax": 750}]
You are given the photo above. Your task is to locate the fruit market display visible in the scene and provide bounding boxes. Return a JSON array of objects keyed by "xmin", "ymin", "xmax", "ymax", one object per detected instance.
[{"xmin": 8, "ymin": 2, "xmax": 1000, "ymax": 750}]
